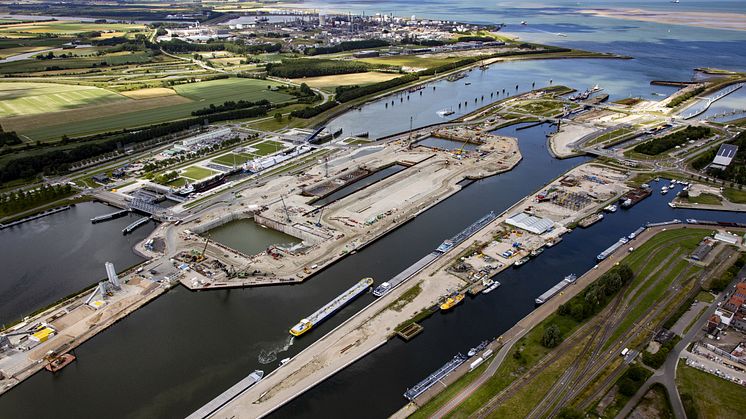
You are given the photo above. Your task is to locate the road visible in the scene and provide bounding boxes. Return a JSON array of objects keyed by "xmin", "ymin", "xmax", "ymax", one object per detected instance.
[{"xmin": 615, "ymin": 272, "xmax": 742, "ymax": 418}]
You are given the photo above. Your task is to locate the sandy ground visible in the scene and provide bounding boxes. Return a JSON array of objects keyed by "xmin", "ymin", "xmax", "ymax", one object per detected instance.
[
  {"xmin": 549, "ymin": 122, "xmax": 598, "ymax": 157},
  {"xmin": 120, "ymin": 87, "xmax": 178, "ymax": 99},
  {"xmin": 291, "ymin": 72, "xmax": 400, "ymax": 89},
  {"xmin": 580, "ymin": 8, "xmax": 746, "ymax": 32}
]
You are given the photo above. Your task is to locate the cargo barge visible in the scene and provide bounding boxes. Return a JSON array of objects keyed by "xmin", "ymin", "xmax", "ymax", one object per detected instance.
[
  {"xmin": 374, "ymin": 211, "xmax": 496, "ymax": 297},
  {"xmin": 290, "ymin": 277, "xmax": 374, "ymax": 336},
  {"xmin": 404, "ymin": 354, "xmax": 468, "ymax": 401},
  {"xmin": 596, "ymin": 237, "xmax": 629, "ymax": 261},
  {"xmin": 619, "ymin": 187, "xmax": 652, "ymax": 209},
  {"xmin": 535, "ymin": 274, "xmax": 577, "ymax": 305},
  {"xmin": 578, "ymin": 213, "xmax": 604, "ymax": 228}
]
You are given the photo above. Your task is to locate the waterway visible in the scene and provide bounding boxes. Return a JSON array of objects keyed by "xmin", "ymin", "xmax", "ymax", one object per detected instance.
[
  {"xmin": 2, "ymin": 122, "xmax": 745, "ymax": 419},
  {"xmin": 209, "ymin": 218, "xmax": 301, "ymax": 256},
  {"xmin": 0, "ymin": 202, "xmax": 155, "ymax": 325},
  {"xmin": 2, "ymin": 1, "xmax": 746, "ymax": 416}
]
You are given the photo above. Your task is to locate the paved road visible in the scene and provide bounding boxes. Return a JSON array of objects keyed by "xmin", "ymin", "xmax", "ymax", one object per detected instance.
[
  {"xmin": 430, "ymin": 333, "xmax": 525, "ymax": 418},
  {"xmin": 615, "ymin": 286, "xmax": 726, "ymax": 419}
]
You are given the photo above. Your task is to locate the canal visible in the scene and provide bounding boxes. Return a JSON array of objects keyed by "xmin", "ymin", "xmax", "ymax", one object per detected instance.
[{"xmin": 2, "ymin": 121, "xmax": 745, "ymax": 419}]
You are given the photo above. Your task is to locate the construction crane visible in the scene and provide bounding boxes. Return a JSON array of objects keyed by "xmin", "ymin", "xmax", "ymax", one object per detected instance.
[{"xmin": 195, "ymin": 234, "xmax": 210, "ymax": 262}]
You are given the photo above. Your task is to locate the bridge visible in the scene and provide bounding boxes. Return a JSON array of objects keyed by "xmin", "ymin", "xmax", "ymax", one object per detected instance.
[{"xmin": 682, "ymin": 83, "xmax": 744, "ymax": 120}]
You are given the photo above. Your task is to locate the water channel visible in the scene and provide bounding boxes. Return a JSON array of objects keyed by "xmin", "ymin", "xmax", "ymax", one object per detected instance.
[
  {"xmin": 3, "ymin": 1, "xmax": 746, "ymax": 415},
  {"xmin": 2, "ymin": 120, "xmax": 746, "ymax": 418}
]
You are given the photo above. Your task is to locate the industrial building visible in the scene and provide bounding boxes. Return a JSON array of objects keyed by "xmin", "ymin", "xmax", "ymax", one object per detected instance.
[
  {"xmin": 505, "ymin": 212, "xmax": 555, "ymax": 235},
  {"xmin": 710, "ymin": 143, "xmax": 738, "ymax": 170}
]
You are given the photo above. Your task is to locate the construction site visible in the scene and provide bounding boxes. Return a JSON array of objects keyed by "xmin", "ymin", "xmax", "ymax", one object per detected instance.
[
  {"xmin": 204, "ymin": 160, "xmax": 639, "ymax": 418},
  {"xmin": 164, "ymin": 125, "xmax": 522, "ymax": 290}
]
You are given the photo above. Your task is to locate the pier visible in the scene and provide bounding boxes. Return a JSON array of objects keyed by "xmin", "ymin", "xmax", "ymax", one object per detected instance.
[
  {"xmin": 0, "ymin": 205, "xmax": 72, "ymax": 229},
  {"xmin": 122, "ymin": 217, "xmax": 150, "ymax": 234},
  {"xmin": 681, "ymin": 83, "xmax": 744, "ymax": 120},
  {"xmin": 90, "ymin": 209, "xmax": 129, "ymax": 223}
]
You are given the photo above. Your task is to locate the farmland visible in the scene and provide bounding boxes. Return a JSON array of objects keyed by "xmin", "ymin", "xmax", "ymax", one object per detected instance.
[
  {"xmin": 0, "ymin": 82, "xmax": 125, "ymax": 117},
  {"xmin": 0, "ymin": 78, "xmax": 295, "ymax": 141},
  {"xmin": 357, "ymin": 54, "xmax": 462, "ymax": 70},
  {"xmin": 291, "ymin": 72, "xmax": 401, "ymax": 91}
]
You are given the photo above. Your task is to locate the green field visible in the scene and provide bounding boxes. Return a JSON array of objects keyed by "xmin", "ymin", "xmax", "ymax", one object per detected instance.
[
  {"xmin": 0, "ymin": 82, "xmax": 125, "ymax": 117},
  {"xmin": 10, "ymin": 78, "xmax": 296, "ymax": 141},
  {"xmin": 249, "ymin": 140, "xmax": 285, "ymax": 156},
  {"xmin": 212, "ymin": 153, "xmax": 254, "ymax": 167},
  {"xmin": 0, "ymin": 51, "xmax": 154, "ymax": 74},
  {"xmin": 358, "ymin": 55, "xmax": 461, "ymax": 69},
  {"xmin": 677, "ymin": 363, "xmax": 746, "ymax": 419},
  {"xmin": 180, "ymin": 166, "xmax": 217, "ymax": 180},
  {"xmin": 173, "ymin": 78, "xmax": 292, "ymax": 103}
]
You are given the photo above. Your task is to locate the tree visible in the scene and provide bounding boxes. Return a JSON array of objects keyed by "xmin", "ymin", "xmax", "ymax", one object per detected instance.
[
  {"xmin": 300, "ymin": 82, "xmax": 313, "ymax": 96},
  {"xmin": 274, "ymin": 113, "xmax": 283, "ymax": 122},
  {"xmin": 541, "ymin": 324, "xmax": 562, "ymax": 348},
  {"xmin": 618, "ymin": 378, "xmax": 638, "ymax": 397}
]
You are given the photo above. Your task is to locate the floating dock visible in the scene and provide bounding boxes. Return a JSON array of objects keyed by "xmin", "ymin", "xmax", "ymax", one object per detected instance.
[
  {"xmin": 0, "ymin": 205, "xmax": 72, "ymax": 230},
  {"xmin": 290, "ymin": 277, "xmax": 373, "ymax": 336},
  {"xmin": 404, "ymin": 354, "xmax": 468, "ymax": 401},
  {"xmin": 535, "ymin": 274, "xmax": 577, "ymax": 305},
  {"xmin": 186, "ymin": 370, "xmax": 264, "ymax": 419},
  {"xmin": 122, "ymin": 217, "xmax": 150, "ymax": 234},
  {"xmin": 396, "ymin": 323, "xmax": 424, "ymax": 341},
  {"xmin": 91, "ymin": 209, "xmax": 129, "ymax": 223}
]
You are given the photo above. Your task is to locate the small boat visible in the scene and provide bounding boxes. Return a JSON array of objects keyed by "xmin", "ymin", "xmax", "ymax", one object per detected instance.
[
  {"xmin": 465, "ymin": 82, "xmax": 471, "ymax": 86},
  {"xmin": 521, "ymin": 21, "xmax": 527, "ymax": 25},
  {"xmin": 654, "ymin": 177, "xmax": 660, "ymax": 182},
  {"xmin": 556, "ymin": 33, "xmax": 567, "ymax": 37},
  {"xmin": 514, "ymin": 256, "xmax": 530, "ymax": 267},
  {"xmin": 530, "ymin": 247, "xmax": 545, "ymax": 257},
  {"xmin": 603, "ymin": 204, "xmax": 618, "ymax": 213},
  {"xmin": 279, "ymin": 358, "xmax": 290, "ymax": 366},
  {"xmin": 440, "ymin": 293, "xmax": 465, "ymax": 310},
  {"xmin": 482, "ymin": 280, "xmax": 501, "ymax": 294},
  {"xmin": 437, "ymin": 108, "xmax": 455, "ymax": 117},
  {"xmin": 661, "ymin": 186, "xmax": 669, "ymax": 195}
]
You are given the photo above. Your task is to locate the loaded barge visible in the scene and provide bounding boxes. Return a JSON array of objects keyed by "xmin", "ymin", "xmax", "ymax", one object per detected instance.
[
  {"xmin": 290, "ymin": 277, "xmax": 374, "ymax": 337},
  {"xmin": 373, "ymin": 211, "xmax": 496, "ymax": 297},
  {"xmin": 619, "ymin": 186, "xmax": 652, "ymax": 209},
  {"xmin": 535, "ymin": 274, "xmax": 577, "ymax": 305}
]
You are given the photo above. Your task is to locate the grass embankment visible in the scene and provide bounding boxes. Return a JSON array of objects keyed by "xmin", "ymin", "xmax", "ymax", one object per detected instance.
[
  {"xmin": 684, "ymin": 193, "xmax": 723, "ymax": 205},
  {"xmin": 677, "ymin": 362, "xmax": 746, "ymax": 419}
]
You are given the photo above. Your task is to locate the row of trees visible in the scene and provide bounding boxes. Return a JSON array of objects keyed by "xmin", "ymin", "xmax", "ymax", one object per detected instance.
[
  {"xmin": 335, "ymin": 74, "xmax": 419, "ymax": 102},
  {"xmin": 558, "ymin": 264, "xmax": 634, "ymax": 322},
  {"xmin": 160, "ymin": 39, "xmax": 281, "ymax": 55},
  {"xmin": 290, "ymin": 101, "xmax": 337, "ymax": 119},
  {"xmin": 0, "ymin": 183, "xmax": 73, "ymax": 216},
  {"xmin": 0, "ymin": 129, "xmax": 22, "ymax": 147},
  {"xmin": 192, "ymin": 99, "xmax": 270, "ymax": 116},
  {"xmin": 266, "ymin": 59, "xmax": 369, "ymax": 78},
  {"xmin": 304, "ymin": 39, "xmax": 389, "ymax": 56},
  {"xmin": 634, "ymin": 126, "xmax": 712, "ymax": 156}
]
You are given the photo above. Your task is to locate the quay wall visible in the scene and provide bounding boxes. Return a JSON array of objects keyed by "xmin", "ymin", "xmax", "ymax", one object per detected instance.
[{"xmin": 253, "ymin": 213, "xmax": 325, "ymax": 244}]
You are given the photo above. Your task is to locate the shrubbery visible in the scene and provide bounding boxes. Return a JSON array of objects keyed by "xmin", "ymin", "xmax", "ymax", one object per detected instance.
[
  {"xmin": 634, "ymin": 126, "xmax": 711, "ymax": 156},
  {"xmin": 266, "ymin": 59, "xmax": 369, "ymax": 78},
  {"xmin": 558, "ymin": 264, "xmax": 634, "ymax": 322}
]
